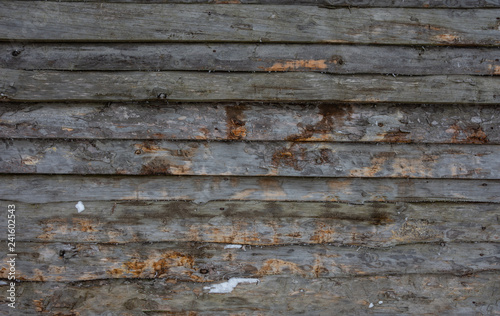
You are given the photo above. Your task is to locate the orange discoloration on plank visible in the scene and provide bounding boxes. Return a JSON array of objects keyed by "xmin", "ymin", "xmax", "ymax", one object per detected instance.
[
  {"xmin": 74, "ymin": 218, "xmax": 99, "ymax": 232},
  {"xmin": 259, "ymin": 178, "xmax": 286, "ymax": 198},
  {"xmin": 226, "ymin": 105, "xmax": 247, "ymax": 140},
  {"xmin": 262, "ymin": 60, "xmax": 328, "ymax": 72},
  {"xmin": 433, "ymin": 34, "xmax": 459, "ymax": 43},
  {"xmin": 310, "ymin": 222, "xmax": 336, "ymax": 243},
  {"xmin": 381, "ymin": 130, "xmax": 412, "ymax": 143},
  {"xmin": 118, "ymin": 251, "xmax": 195, "ymax": 279},
  {"xmin": 33, "ymin": 299, "xmax": 45, "ymax": 312},
  {"xmin": 488, "ymin": 64, "xmax": 500, "ymax": 74},
  {"xmin": 349, "ymin": 153, "xmax": 388, "ymax": 177},
  {"xmin": 258, "ymin": 259, "xmax": 305, "ymax": 276},
  {"xmin": 447, "ymin": 123, "xmax": 489, "ymax": 144}
]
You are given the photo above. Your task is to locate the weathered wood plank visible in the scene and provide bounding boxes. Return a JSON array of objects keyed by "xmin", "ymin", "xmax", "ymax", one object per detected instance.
[
  {"xmin": 2, "ymin": 102, "xmax": 498, "ymax": 144},
  {"xmin": 1, "ymin": 69, "xmax": 499, "ymax": 103},
  {"xmin": 2, "ymin": 139, "xmax": 498, "ymax": 178},
  {"xmin": 4, "ymin": 43, "xmax": 500, "ymax": 75},
  {"xmin": 2, "ymin": 241, "xmax": 498, "ymax": 282},
  {"xmin": 7, "ymin": 201, "xmax": 499, "ymax": 246},
  {"xmin": 2, "ymin": 175, "xmax": 499, "ymax": 204},
  {"xmin": 2, "ymin": 3, "xmax": 500, "ymax": 45},
  {"xmin": 14, "ymin": 0, "xmax": 500, "ymax": 8},
  {"xmin": 4, "ymin": 273, "xmax": 500, "ymax": 315}
]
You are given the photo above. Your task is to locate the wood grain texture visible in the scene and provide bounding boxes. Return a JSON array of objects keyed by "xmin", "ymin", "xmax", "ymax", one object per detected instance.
[
  {"xmin": 1, "ymin": 102, "xmax": 498, "ymax": 144},
  {"xmin": 4, "ymin": 273, "xmax": 500, "ymax": 315},
  {"xmin": 8, "ymin": 201, "xmax": 499, "ymax": 246},
  {"xmin": 13, "ymin": 0, "xmax": 500, "ymax": 8},
  {"xmin": 2, "ymin": 175, "xmax": 499, "ymax": 204},
  {"xmin": 2, "ymin": 241, "xmax": 499, "ymax": 282},
  {"xmin": 2, "ymin": 69, "xmax": 499, "ymax": 103},
  {"xmin": 4, "ymin": 43, "xmax": 500, "ymax": 75},
  {"xmin": 2, "ymin": 3, "xmax": 500, "ymax": 45},
  {"xmin": 2, "ymin": 139, "xmax": 498, "ymax": 178}
]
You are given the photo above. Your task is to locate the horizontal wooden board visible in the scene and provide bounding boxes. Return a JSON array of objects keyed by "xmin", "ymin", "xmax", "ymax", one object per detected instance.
[
  {"xmin": 4, "ymin": 273, "xmax": 499, "ymax": 315},
  {"xmin": 13, "ymin": 0, "xmax": 500, "ymax": 8},
  {"xmin": 4, "ymin": 43, "xmax": 500, "ymax": 75},
  {"xmin": 1, "ymin": 102, "xmax": 498, "ymax": 144},
  {"xmin": 2, "ymin": 175, "xmax": 499, "ymax": 203},
  {"xmin": 8, "ymin": 201, "xmax": 499, "ymax": 246},
  {"xmin": 1, "ymin": 69, "xmax": 499, "ymax": 103},
  {"xmin": 2, "ymin": 139, "xmax": 498, "ymax": 178},
  {"xmin": 2, "ymin": 3, "xmax": 500, "ymax": 45},
  {"xmin": 2, "ymin": 241, "xmax": 499, "ymax": 282}
]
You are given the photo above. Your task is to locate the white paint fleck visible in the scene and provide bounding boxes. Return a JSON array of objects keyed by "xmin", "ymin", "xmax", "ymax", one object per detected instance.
[
  {"xmin": 204, "ymin": 278, "xmax": 259, "ymax": 294},
  {"xmin": 368, "ymin": 303, "xmax": 374, "ymax": 308},
  {"xmin": 75, "ymin": 201, "xmax": 85, "ymax": 213},
  {"xmin": 0, "ymin": 281, "xmax": 7, "ymax": 285},
  {"xmin": 378, "ymin": 301, "xmax": 383, "ymax": 305},
  {"xmin": 224, "ymin": 244, "xmax": 243, "ymax": 249}
]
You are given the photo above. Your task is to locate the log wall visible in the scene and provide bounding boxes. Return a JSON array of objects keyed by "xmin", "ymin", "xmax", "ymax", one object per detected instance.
[{"xmin": 1, "ymin": 1, "xmax": 499, "ymax": 315}]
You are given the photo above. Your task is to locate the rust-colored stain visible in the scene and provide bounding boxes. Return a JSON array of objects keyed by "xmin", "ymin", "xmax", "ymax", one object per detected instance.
[
  {"xmin": 271, "ymin": 146, "xmax": 305, "ymax": 171},
  {"xmin": 258, "ymin": 259, "xmax": 305, "ymax": 276},
  {"xmin": 382, "ymin": 129, "xmax": 412, "ymax": 143},
  {"xmin": 349, "ymin": 152, "xmax": 392, "ymax": 177},
  {"xmin": 263, "ymin": 59, "xmax": 328, "ymax": 72},
  {"xmin": 74, "ymin": 218, "xmax": 98, "ymax": 232},
  {"xmin": 447, "ymin": 123, "xmax": 489, "ymax": 144},
  {"xmin": 33, "ymin": 299, "xmax": 45, "ymax": 312},
  {"xmin": 140, "ymin": 156, "xmax": 191, "ymax": 175},
  {"xmin": 350, "ymin": 151, "xmax": 437, "ymax": 178},
  {"xmin": 433, "ymin": 34, "xmax": 459, "ymax": 43},
  {"xmin": 489, "ymin": 64, "xmax": 500, "ymax": 75},
  {"xmin": 152, "ymin": 133, "xmax": 165, "ymax": 139},
  {"xmin": 117, "ymin": 251, "xmax": 195, "ymax": 279},
  {"xmin": 198, "ymin": 127, "xmax": 210, "ymax": 139},
  {"xmin": 258, "ymin": 178, "xmax": 286, "ymax": 198},
  {"xmin": 225, "ymin": 104, "xmax": 247, "ymax": 140},
  {"xmin": 313, "ymin": 255, "xmax": 329, "ymax": 277},
  {"xmin": 310, "ymin": 222, "xmax": 335, "ymax": 243},
  {"xmin": 287, "ymin": 104, "xmax": 352, "ymax": 141}
]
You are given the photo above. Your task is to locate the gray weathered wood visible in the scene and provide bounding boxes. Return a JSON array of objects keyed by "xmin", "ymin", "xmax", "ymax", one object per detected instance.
[
  {"xmin": 15, "ymin": 0, "xmax": 500, "ymax": 8},
  {"xmin": 2, "ymin": 175, "xmax": 499, "ymax": 204},
  {"xmin": 7, "ymin": 201, "xmax": 499, "ymax": 246},
  {"xmin": 1, "ymin": 102, "xmax": 498, "ymax": 144},
  {"xmin": 14, "ymin": 0, "xmax": 500, "ymax": 8},
  {"xmin": 2, "ymin": 139, "xmax": 498, "ymax": 178},
  {"xmin": 5, "ymin": 273, "xmax": 500, "ymax": 315},
  {"xmin": 2, "ymin": 241, "xmax": 498, "ymax": 282},
  {"xmin": 2, "ymin": 3, "xmax": 500, "ymax": 45},
  {"xmin": 1, "ymin": 69, "xmax": 499, "ymax": 103},
  {"xmin": 4, "ymin": 43, "xmax": 500, "ymax": 75}
]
